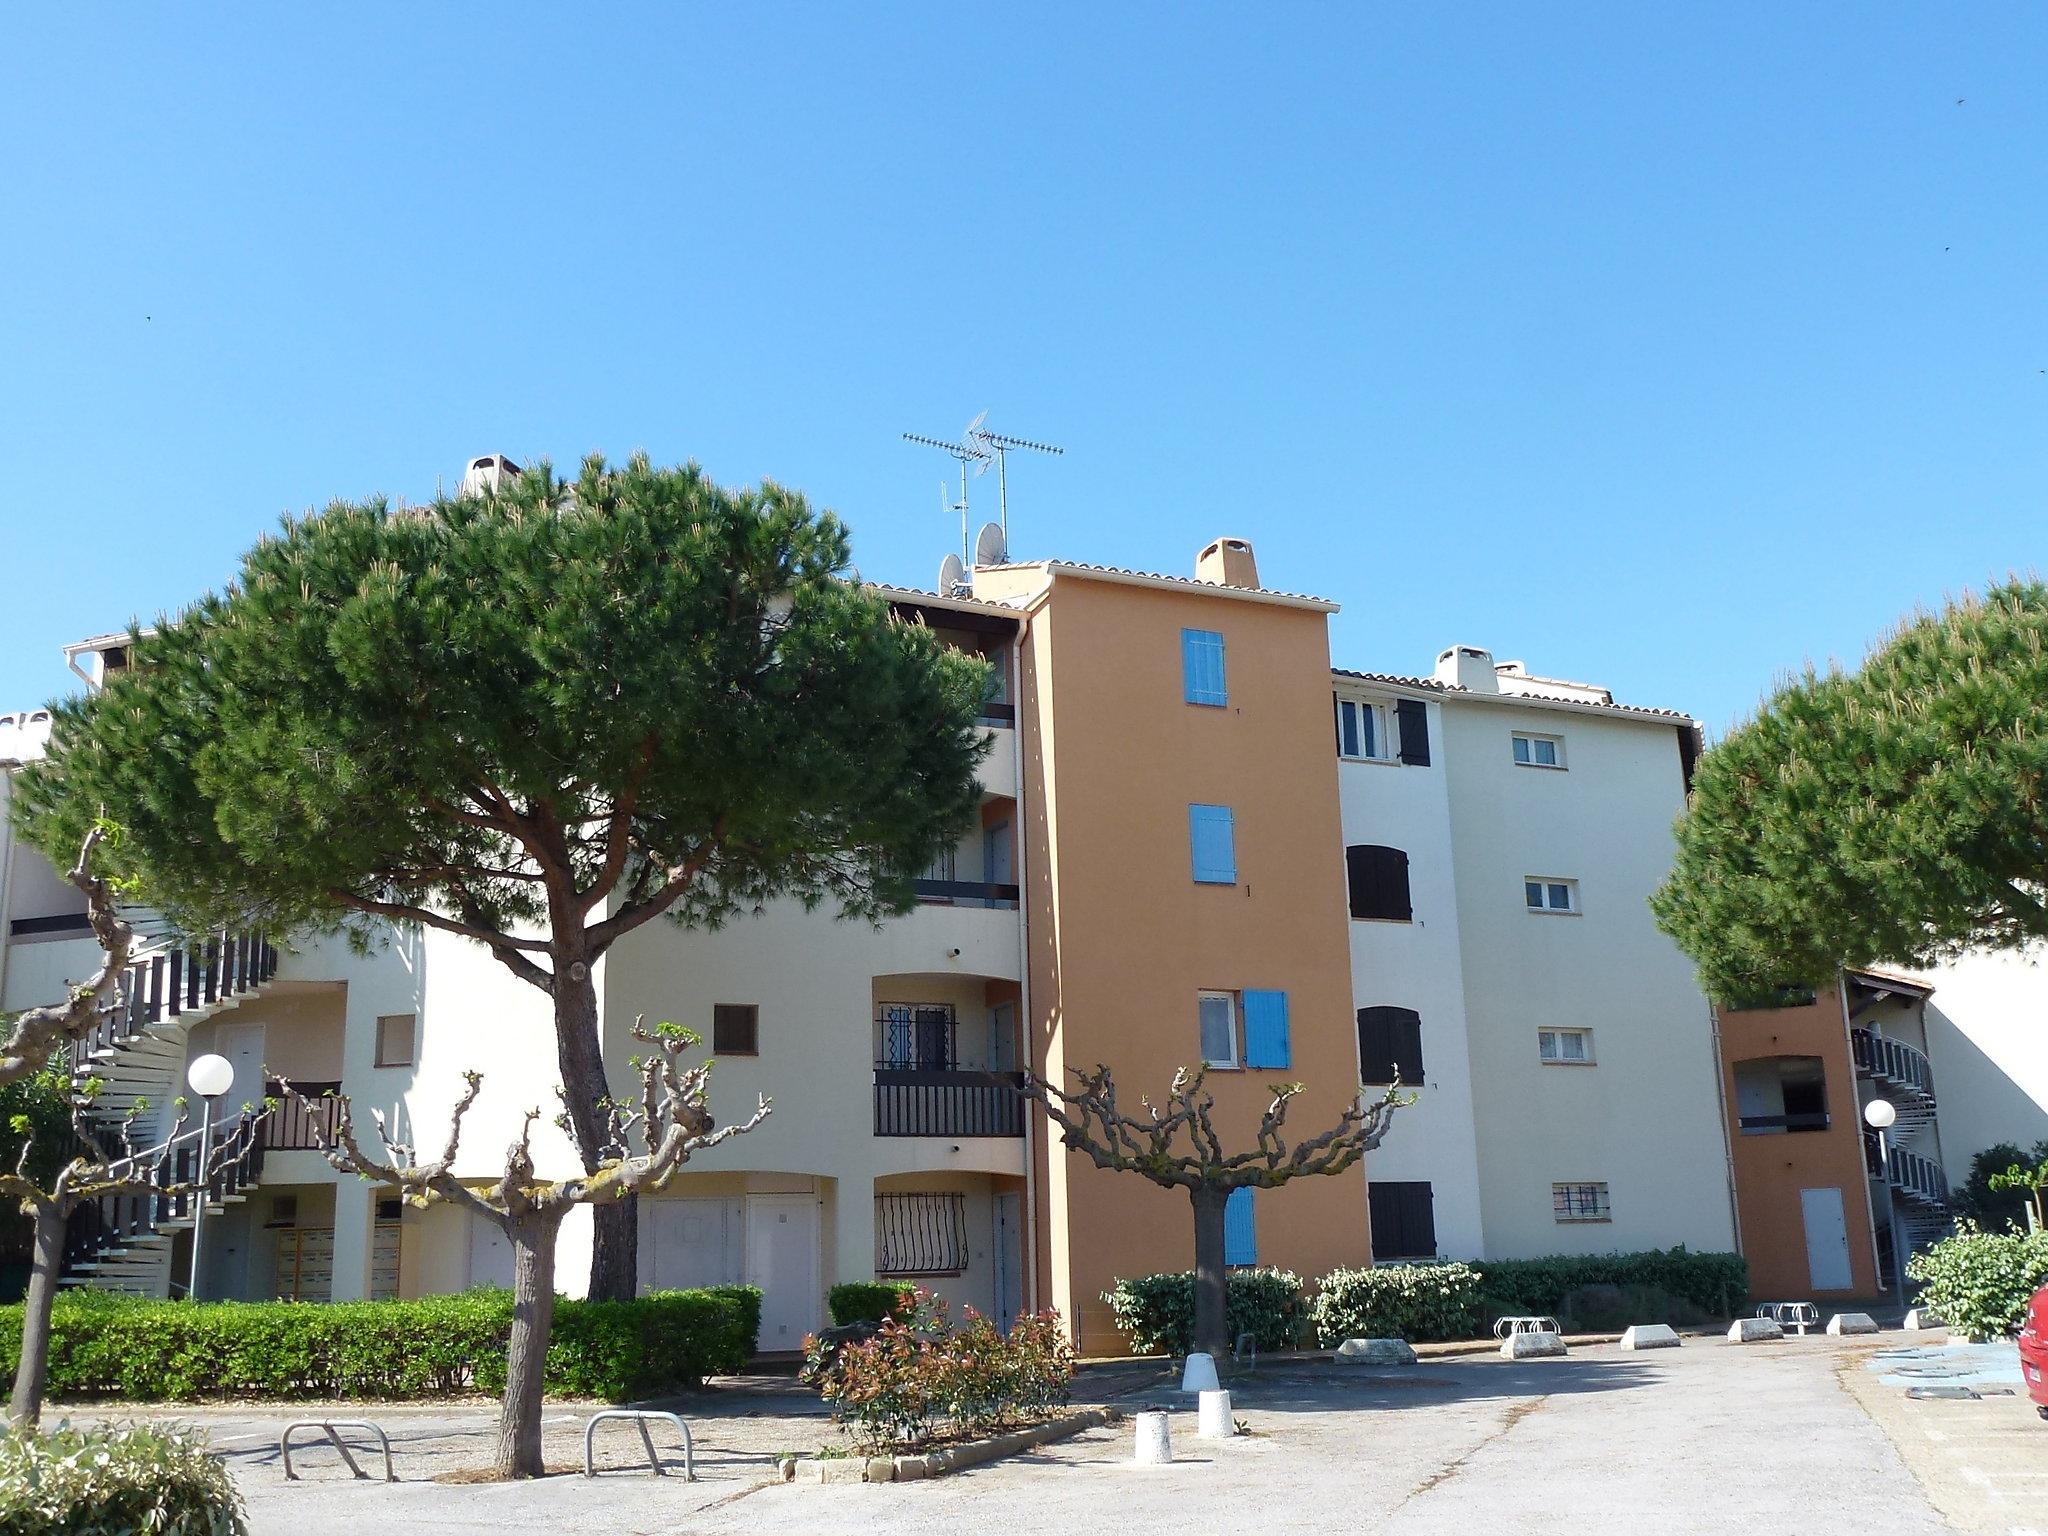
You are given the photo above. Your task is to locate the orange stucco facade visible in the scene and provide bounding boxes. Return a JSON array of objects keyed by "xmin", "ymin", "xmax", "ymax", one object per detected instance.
[
  {"xmin": 977, "ymin": 561, "xmax": 1369, "ymax": 1351},
  {"xmin": 1719, "ymin": 983, "xmax": 1882, "ymax": 1299}
]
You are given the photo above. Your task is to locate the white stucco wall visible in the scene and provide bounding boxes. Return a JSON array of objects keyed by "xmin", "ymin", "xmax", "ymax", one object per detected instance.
[
  {"xmin": 1918, "ymin": 948, "xmax": 2048, "ymax": 1171},
  {"xmin": 1335, "ymin": 692, "xmax": 1486, "ymax": 1261},
  {"xmin": 1441, "ymin": 699, "xmax": 1737, "ymax": 1259}
]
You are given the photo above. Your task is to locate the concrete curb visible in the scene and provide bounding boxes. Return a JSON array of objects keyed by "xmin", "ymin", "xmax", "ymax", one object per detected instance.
[{"xmin": 788, "ymin": 1409, "xmax": 1119, "ymax": 1484}]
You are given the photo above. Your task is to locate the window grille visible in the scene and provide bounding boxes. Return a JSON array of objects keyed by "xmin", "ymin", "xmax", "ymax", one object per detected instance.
[
  {"xmin": 876, "ymin": 1192, "xmax": 970, "ymax": 1276},
  {"xmin": 1552, "ymin": 1182, "xmax": 1611, "ymax": 1222}
]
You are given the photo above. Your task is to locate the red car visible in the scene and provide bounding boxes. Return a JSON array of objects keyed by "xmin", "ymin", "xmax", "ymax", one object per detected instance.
[{"xmin": 2019, "ymin": 1285, "xmax": 2048, "ymax": 1418}]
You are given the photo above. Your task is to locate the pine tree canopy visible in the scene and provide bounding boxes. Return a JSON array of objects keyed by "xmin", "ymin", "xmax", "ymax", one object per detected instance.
[
  {"xmin": 1653, "ymin": 578, "xmax": 2048, "ymax": 1004},
  {"xmin": 10, "ymin": 454, "xmax": 994, "ymax": 986}
]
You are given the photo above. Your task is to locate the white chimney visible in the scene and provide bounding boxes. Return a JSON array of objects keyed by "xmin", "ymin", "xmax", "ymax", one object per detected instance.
[
  {"xmin": 1433, "ymin": 645, "xmax": 1500, "ymax": 692},
  {"xmin": 459, "ymin": 454, "xmax": 522, "ymax": 498}
]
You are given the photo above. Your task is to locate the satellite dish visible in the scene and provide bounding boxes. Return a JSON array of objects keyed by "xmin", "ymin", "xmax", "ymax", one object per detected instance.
[
  {"xmin": 939, "ymin": 552, "xmax": 967, "ymax": 595},
  {"xmin": 973, "ymin": 521, "xmax": 1007, "ymax": 568}
]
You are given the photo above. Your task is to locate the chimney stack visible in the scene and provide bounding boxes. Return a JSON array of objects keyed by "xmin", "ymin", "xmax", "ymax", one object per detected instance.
[{"xmin": 1195, "ymin": 537, "xmax": 1259, "ymax": 590}]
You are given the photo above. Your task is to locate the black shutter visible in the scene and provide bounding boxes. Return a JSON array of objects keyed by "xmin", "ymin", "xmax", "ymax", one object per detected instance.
[
  {"xmin": 1396, "ymin": 699, "xmax": 1430, "ymax": 766},
  {"xmin": 1345, "ymin": 845, "xmax": 1370, "ymax": 920},
  {"xmin": 1346, "ymin": 846, "xmax": 1413, "ymax": 922},
  {"xmin": 1369, "ymin": 1181, "xmax": 1437, "ymax": 1260},
  {"xmin": 1358, "ymin": 1006, "xmax": 1423, "ymax": 1085}
]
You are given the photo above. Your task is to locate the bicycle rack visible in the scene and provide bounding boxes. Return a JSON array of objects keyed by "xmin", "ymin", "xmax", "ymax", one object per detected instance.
[
  {"xmin": 582, "ymin": 1409, "xmax": 696, "ymax": 1480},
  {"xmin": 280, "ymin": 1420, "xmax": 396, "ymax": 1482}
]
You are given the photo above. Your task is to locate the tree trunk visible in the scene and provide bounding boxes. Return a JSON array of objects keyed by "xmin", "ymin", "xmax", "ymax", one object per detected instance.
[
  {"xmin": 1189, "ymin": 1183, "xmax": 1230, "ymax": 1361},
  {"xmin": 9, "ymin": 1203, "xmax": 66, "ymax": 1426},
  {"xmin": 554, "ymin": 968, "xmax": 637, "ymax": 1301},
  {"xmin": 494, "ymin": 1215, "xmax": 559, "ymax": 1479}
]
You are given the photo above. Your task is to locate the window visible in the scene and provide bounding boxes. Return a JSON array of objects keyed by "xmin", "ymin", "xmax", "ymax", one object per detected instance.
[
  {"xmin": 1552, "ymin": 1182, "xmax": 1611, "ymax": 1223},
  {"xmin": 876, "ymin": 1192, "xmax": 970, "ymax": 1276},
  {"xmin": 1224, "ymin": 1187, "xmax": 1257, "ymax": 1266},
  {"xmin": 1369, "ymin": 1181, "xmax": 1437, "ymax": 1260},
  {"xmin": 375, "ymin": 1013, "xmax": 416, "ymax": 1067},
  {"xmin": 1189, "ymin": 804, "xmax": 1237, "ymax": 884},
  {"xmin": 1182, "ymin": 629, "xmax": 1227, "ymax": 706},
  {"xmin": 1524, "ymin": 878, "xmax": 1578, "ymax": 914},
  {"xmin": 713, "ymin": 1004, "xmax": 759, "ymax": 1056},
  {"xmin": 1537, "ymin": 1027, "xmax": 1594, "ymax": 1065},
  {"xmin": 1358, "ymin": 1006, "xmax": 1426, "ymax": 1085},
  {"xmin": 1346, "ymin": 845, "xmax": 1413, "ymax": 921},
  {"xmin": 1336, "ymin": 698, "xmax": 1392, "ymax": 761},
  {"xmin": 1198, "ymin": 991, "xmax": 1239, "ymax": 1069},
  {"xmin": 1242, "ymin": 990, "xmax": 1291, "ymax": 1070},
  {"xmin": 1512, "ymin": 732, "xmax": 1564, "ymax": 769},
  {"xmin": 879, "ymin": 1004, "xmax": 956, "ymax": 1069}
]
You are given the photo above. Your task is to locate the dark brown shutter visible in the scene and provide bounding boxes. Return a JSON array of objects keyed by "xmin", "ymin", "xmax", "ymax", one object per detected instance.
[
  {"xmin": 1358, "ymin": 1006, "xmax": 1424, "ymax": 1085},
  {"xmin": 1396, "ymin": 699, "xmax": 1430, "ymax": 766}
]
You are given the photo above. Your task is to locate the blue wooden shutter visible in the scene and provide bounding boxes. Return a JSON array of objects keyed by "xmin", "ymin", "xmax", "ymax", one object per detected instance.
[
  {"xmin": 1224, "ymin": 1187, "xmax": 1257, "ymax": 1266},
  {"xmin": 1182, "ymin": 628, "xmax": 1227, "ymax": 706},
  {"xmin": 1242, "ymin": 989, "xmax": 1291, "ymax": 1069},
  {"xmin": 1189, "ymin": 804, "xmax": 1237, "ymax": 884}
]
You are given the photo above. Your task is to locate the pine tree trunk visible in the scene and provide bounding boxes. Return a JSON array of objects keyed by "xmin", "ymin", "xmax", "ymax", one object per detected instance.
[
  {"xmin": 1189, "ymin": 1184, "xmax": 1230, "ymax": 1361},
  {"xmin": 553, "ymin": 968, "xmax": 637, "ymax": 1302},
  {"xmin": 494, "ymin": 1215, "xmax": 559, "ymax": 1479},
  {"xmin": 9, "ymin": 1203, "xmax": 66, "ymax": 1426}
]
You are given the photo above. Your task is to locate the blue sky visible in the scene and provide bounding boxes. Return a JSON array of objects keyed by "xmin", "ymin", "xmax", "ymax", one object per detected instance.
[{"xmin": 1, "ymin": 5, "xmax": 2041, "ymax": 735}]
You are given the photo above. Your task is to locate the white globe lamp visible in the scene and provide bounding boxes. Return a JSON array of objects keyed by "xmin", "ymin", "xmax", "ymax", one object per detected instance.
[
  {"xmin": 187, "ymin": 1053, "xmax": 234, "ymax": 1100},
  {"xmin": 184, "ymin": 1052, "xmax": 237, "ymax": 1303},
  {"xmin": 1863, "ymin": 1099, "xmax": 1897, "ymax": 1130}
]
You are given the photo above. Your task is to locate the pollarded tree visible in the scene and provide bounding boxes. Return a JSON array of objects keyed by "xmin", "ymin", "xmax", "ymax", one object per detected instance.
[
  {"xmin": 1653, "ymin": 578, "xmax": 2048, "ymax": 1004},
  {"xmin": 13, "ymin": 454, "xmax": 992, "ymax": 1299},
  {"xmin": 0, "ymin": 828, "xmax": 135, "ymax": 1086},
  {"xmin": 1021, "ymin": 1066, "xmax": 1405, "ymax": 1360},
  {"xmin": 277, "ymin": 1020, "xmax": 768, "ymax": 1479}
]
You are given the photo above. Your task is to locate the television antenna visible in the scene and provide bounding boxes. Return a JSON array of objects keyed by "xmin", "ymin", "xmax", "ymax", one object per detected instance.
[{"xmin": 904, "ymin": 412, "xmax": 1063, "ymax": 561}]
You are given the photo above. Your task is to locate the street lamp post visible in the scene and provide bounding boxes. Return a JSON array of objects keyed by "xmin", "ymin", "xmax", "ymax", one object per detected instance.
[
  {"xmin": 185, "ymin": 1053, "xmax": 234, "ymax": 1302},
  {"xmin": 1865, "ymin": 1097, "xmax": 1900, "ymax": 1300}
]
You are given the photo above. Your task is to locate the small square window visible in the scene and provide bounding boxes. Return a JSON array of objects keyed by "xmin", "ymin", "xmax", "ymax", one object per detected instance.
[
  {"xmin": 1525, "ymin": 878, "xmax": 1578, "ymax": 914},
  {"xmin": 713, "ymin": 1004, "xmax": 760, "ymax": 1056},
  {"xmin": 1552, "ymin": 1181, "xmax": 1611, "ymax": 1222},
  {"xmin": 1338, "ymin": 699, "xmax": 1394, "ymax": 762},
  {"xmin": 1512, "ymin": 732, "xmax": 1564, "ymax": 769},
  {"xmin": 1198, "ymin": 991, "xmax": 1239, "ymax": 1069},
  {"xmin": 375, "ymin": 1013, "xmax": 416, "ymax": 1067},
  {"xmin": 1537, "ymin": 1028, "xmax": 1594, "ymax": 1064}
]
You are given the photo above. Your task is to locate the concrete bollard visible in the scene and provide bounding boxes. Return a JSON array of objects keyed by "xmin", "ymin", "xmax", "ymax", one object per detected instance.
[
  {"xmin": 1197, "ymin": 1390, "xmax": 1236, "ymax": 1439},
  {"xmin": 1826, "ymin": 1313, "xmax": 1879, "ymax": 1336},
  {"xmin": 1903, "ymin": 1307, "xmax": 1944, "ymax": 1331},
  {"xmin": 1336, "ymin": 1338, "xmax": 1417, "ymax": 1365},
  {"xmin": 1619, "ymin": 1324, "xmax": 1681, "ymax": 1350},
  {"xmin": 1727, "ymin": 1317, "xmax": 1784, "ymax": 1343},
  {"xmin": 1500, "ymin": 1330, "xmax": 1567, "ymax": 1359},
  {"xmin": 1134, "ymin": 1411, "xmax": 1174, "ymax": 1465},
  {"xmin": 1180, "ymin": 1353, "xmax": 1220, "ymax": 1393}
]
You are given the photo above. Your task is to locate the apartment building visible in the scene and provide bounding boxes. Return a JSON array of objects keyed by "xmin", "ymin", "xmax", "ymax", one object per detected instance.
[{"xmin": 2, "ymin": 509, "xmax": 1747, "ymax": 1351}]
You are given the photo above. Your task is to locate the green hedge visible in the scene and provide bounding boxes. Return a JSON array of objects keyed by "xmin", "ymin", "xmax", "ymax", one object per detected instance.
[
  {"xmin": 1101, "ymin": 1269, "xmax": 1305, "ymax": 1356},
  {"xmin": 1907, "ymin": 1223, "xmax": 2048, "ymax": 1341},
  {"xmin": 0, "ymin": 1421, "xmax": 245, "ymax": 1535},
  {"xmin": 1472, "ymin": 1249, "xmax": 1747, "ymax": 1322},
  {"xmin": 827, "ymin": 1281, "xmax": 917, "ymax": 1327},
  {"xmin": 1311, "ymin": 1263, "xmax": 1484, "ymax": 1345},
  {"xmin": 0, "ymin": 1285, "xmax": 761, "ymax": 1404}
]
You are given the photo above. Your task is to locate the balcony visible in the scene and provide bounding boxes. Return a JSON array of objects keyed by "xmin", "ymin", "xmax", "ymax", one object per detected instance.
[
  {"xmin": 261, "ymin": 1081, "xmax": 342, "ymax": 1152},
  {"xmin": 913, "ymin": 878, "xmax": 1020, "ymax": 910},
  {"xmin": 1737, "ymin": 1112, "xmax": 1831, "ymax": 1134},
  {"xmin": 874, "ymin": 1068, "xmax": 1025, "ymax": 1138}
]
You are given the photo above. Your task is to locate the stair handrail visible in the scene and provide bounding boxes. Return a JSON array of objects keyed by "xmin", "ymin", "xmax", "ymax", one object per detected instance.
[
  {"xmin": 70, "ymin": 929, "xmax": 281, "ymax": 1075},
  {"xmin": 1849, "ymin": 1027, "xmax": 1936, "ymax": 1101}
]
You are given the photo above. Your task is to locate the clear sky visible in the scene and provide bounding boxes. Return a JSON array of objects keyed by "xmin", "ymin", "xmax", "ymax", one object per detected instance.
[{"xmin": 2, "ymin": 5, "xmax": 2041, "ymax": 735}]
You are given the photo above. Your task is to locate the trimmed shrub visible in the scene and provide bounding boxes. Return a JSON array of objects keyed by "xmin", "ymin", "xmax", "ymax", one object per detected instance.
[
  {"xmin": 0, "ymin": 1285, "xmax": 761, "ymax": 1404},
  {"xmin": 828, "ymin": 1281, "xmax": 917, "ymax": 1327},
  {"xmin": 1907, "ymin": 1222, "xmax": 2048, "ymax": 1341},
  {"xmin": 1101, "ymin": 1268, "xmax": 1305, "ymax": 1357},
  {"xmin": 0, "ymin": 1420, "xmax": 246, "ymax": 1534},
  {"xmin": 1311, "ymin": 1263, "xmax": 1484, "ymax": 1345},
  {"xmin": 1472, "ymin": 1249, "xmax": 1747, "ymax": 1322}
]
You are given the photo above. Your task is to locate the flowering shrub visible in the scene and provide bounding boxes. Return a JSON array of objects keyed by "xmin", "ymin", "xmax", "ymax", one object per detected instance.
[
  {"xmin": 809, "ymin": 1289, "xmax": 1076, "ymax": 1449},
  {"xmin": 1907, "ymin": 1222, "xmax": 2048, "ymax": 1341},
  {"xmin": 0, "ymin": 1421, "xmax": 246, "ymax": 1535}
]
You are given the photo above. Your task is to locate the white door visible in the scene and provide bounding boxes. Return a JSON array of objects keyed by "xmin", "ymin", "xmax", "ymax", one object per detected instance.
[
  {"xmin": 641, "ymin": 1197, "xmax": 744, "ymax": 1292},
  {"xmin": 215, "ymin": 1024, "xmax": 266, "ymax": 1119},
  {"xmin": 467, "ymin": 1212, "xmax": 516, "ymax": 1289},
  {"xmin": 993, "ymin": 1191, "xmax": 1024, "ymax": 1332},
  {"xmin": 1801, "ymin": 1187, "xmax": 1854, "ymax": 1291},
  {"xmin": 746, "ymin": 1195, "xmax": 820, "ymax": 1351}
]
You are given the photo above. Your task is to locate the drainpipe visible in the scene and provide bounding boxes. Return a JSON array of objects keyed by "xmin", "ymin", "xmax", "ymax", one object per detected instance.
[
  {"xmin": 1706, "ymin": 1001, "xmax": 1744, "ymax": 1261},
  {"xmin": 1008, "ymin": 623, "xmax": 1040, "ymax": 1317},
  {"xmin": 0, "ymin": 772, "xmax": 16, "ymax": 1007},
  {"xmin": 1839, "ymin": 979, "xmax": 1889, "ymax": 1296}
]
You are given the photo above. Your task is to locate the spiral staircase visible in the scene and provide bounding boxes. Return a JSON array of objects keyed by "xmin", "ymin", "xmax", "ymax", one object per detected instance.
[
  {"xmin": 1852, "ymin": 1026, "xmax": 1954, "ymax": 1277},
  {"xmin": 59, "ymin": 926, "xmax": 279, "ymax": 1295}
]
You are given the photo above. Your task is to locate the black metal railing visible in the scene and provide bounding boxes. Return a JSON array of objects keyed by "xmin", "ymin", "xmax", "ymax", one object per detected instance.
[
  {"xmin": 1738, "ymin": 1112, "xmax": 1831, "ymax": 1134},
  {"xmin": 874, "ymin": 1069, "xmax": 1025, "ymax": 1138},
  {"xmin": 876, "ymin": 1191, "xmax": 971, "ymax": 1276},
  {"xmin": 976, "ymin": 702, "xmax": 1016, "ymax": 727},
  {"xmin": 911, "ymin": 879, "xmax": 1020, "ymax": 909},
  {"xmin": 70, "ymin": 931, "xmax": 281, "ymax": 1073},
  {"xmin": 260, "ymin": 1081, "xmax": 342, "ymax": 1151},
  {"xmin": 1864, "ymin": 1131, "xmax": 1950, "ymax": 1208},
  {"xmin": 60, "ymin": 1110, "xmax": 269, "ymax": 1276},
  {"xmin": 1850, "ymin": 1027, "xmax": 1935, "ymax": 1102},
  {"xmin": 9, "ymin": 911, "xmax": 93, "ymax": 938}
]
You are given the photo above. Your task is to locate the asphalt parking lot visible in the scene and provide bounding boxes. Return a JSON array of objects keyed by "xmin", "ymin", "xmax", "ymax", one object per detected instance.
[{"xmin": 68, "ymin": 1330, "xmax": 1997, "ymax": 1535}]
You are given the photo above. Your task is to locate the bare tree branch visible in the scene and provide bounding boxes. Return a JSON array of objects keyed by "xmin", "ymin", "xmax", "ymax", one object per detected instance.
[{"xmin": 0, "ymin": 828, "xmax": 135, "ymax": 1085}]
